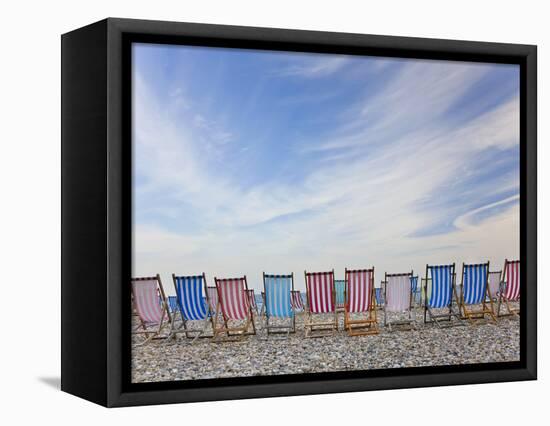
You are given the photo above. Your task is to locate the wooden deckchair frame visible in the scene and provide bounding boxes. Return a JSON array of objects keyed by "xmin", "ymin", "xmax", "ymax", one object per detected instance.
[
  {"xmin": 262, "ymin": 272, "xmax": 296, "ymax": 337},
  {"xmin": 212, "ymin": 275, "xmax": 256, "ymax": 342},
  {"xmin": 423, "ymin": 264, "xmax": 463, "ymax": 328},
  {"xmin": 498, "ymin": 259, "xmax": 520, "ymax": 317},
  {"xmin": 131, "ymin": 274, "xmax": 172, "ymax": 346},
  {"xmin": 170, "ymin": 272, "xmax": 215, "ymax": 341},
  {"xmin": 344, "ymin": 267, "xmax": 379, "ymax": 336},
  {"xmin": 383, "ymin": 271, "xmax": 415, "ymax": 331},
  {"xmin": 304, "ymin": 269, "xmax": 338, "ymax": 338},
  {"xmin": 458, "ymin": 262, "xmax": 496, "ymax": 324}
]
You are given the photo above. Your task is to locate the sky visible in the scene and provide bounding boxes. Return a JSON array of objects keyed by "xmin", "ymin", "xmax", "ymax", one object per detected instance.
[{"xmin": 131, "ymin": 42, "xmax": 520, "ymax": 293}]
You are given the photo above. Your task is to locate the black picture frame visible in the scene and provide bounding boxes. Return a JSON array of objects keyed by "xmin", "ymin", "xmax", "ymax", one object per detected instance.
[{"xmin": 61, "ymin": 17, "xmax": 537, "ymax": 407}]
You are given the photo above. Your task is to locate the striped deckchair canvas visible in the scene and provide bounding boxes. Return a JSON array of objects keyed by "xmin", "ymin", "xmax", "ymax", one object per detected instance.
[
  {"xmin": 375, "ymin": 287, "xmax": 384, "ymax": 307},
  {"xmin": 131, "ymin": 274, "xmax": 172, "ymax": 345},
  {"xmin": 213, "ymin": 276, "xmax": 256, "ymax": 341},
  {"xmin": 410, "ymin": 275, "xmax": 421, "ymax": 306},
  {"xmin": 344, "ymin": 268, "xmax": 378, "ymax": 336},
  {"xmin": 171, "ymin": 273, "xmax": 214, "ymax": 340},
  {"xmin": 498, "ymin": 259, "xmax": 520, "ymax": 317},
  {"xmin": 291, "ymin": 290, "xmax": 305, "ymax": 312},
  {"xmin": 263, "ymin": 273, "xmax": 295, "ymax": 336},
  {"xmin": 304, "ymin": 270, "xmax": 337, "ymax": 338},
  {"xmin": 459, "ymin": 262, "xmax": 496, "ymax": 323},
  {"xmin": 334, "ymin": 279, "xmax": 346, "ymax": 311},
  {"xmin": 383, "ymin": 271, "xmax": 415, "ymax": 330},
  {"xmin": 167, "ymin": 296, "xmax": 178, "ymax": 314},
  {"xmin": 246, "ymin": 289, "xmax": 259, "ymax": 315},
  {"xmin": 423, "ymin": 264, "xmax": 462, "ymax": 327}
]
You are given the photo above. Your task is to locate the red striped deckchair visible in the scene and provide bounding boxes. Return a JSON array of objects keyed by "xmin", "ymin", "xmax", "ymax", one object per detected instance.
[
  {"xmin": 213, "ymin": 276, "xmax": 256, "ymax": 341},
  {"xmin": 498, "ymin": 259, "xmax": 520, "ymax": 317},
  {"xmin": 131, "ymin": 274, "xmax": 172, "ymax": 345},
  {"xmin": 246, "ymin": 289, "xmax": 259, "ymax": 315},
  {"xmin": 344, "ymin": 268, "xmax": 378, "ymax": 336},
  {"xmin": 383, "ymin": 271, "xmax": 415, "ymax": 331},
  {"xmin": 291, "ymin": 290, "xmax": 305, "ymax": 312},
  {"xmin": 304, "ymin": 270, "xmax": 337, "ymax": 338}
]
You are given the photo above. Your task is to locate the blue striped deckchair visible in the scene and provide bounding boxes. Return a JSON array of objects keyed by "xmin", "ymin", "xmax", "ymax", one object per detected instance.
[
  {"xmin": 334, "ymin": 279, "xmax": 346, "ymax": 311},
  {"xmin": 167, "ymin": 296, "xmax": 178, "ymax": 314},
  {"xmin": 410, "ymin": 275, "xmax": 421, "ymax": 306},
  {"xmin": 263, "ymin": 273, "xmax": 295, "ymax": 336},
  {"xmin": 170, "ymin": 272, "xmax": 214, "ymax": 341},
  {"xmin": 375, "ymin": 286, "xmax": 384, "ymax": 307},
  {"xmin": 423, "ymin": 263, "xmax": 462, "ymax": 327},
  {"xmin": 459, "ymin": 262, "xmax": 496, "ymax": 323}
]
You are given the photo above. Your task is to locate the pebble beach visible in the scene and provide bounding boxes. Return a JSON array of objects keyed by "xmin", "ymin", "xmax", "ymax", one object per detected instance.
[{"xmin": 131, "ymin": 303, "xmax": 520, "ymax": 383}]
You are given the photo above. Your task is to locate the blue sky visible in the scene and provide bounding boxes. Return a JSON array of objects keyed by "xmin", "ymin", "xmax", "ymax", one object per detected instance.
[{"xmin": 132, "ymin": 43, "xmax": 520, "ymax": 292}]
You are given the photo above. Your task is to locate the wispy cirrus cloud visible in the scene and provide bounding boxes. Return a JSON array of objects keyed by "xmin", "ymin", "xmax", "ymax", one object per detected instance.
[{"xmin": 132, "ymin": 44, "xmax": 520, "ymax": 290}]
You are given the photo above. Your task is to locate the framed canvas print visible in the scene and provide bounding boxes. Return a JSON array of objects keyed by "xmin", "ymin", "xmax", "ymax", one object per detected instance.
[{"xmin": 61, "ymin": 18, "xmax": 537, "ymax": 407}]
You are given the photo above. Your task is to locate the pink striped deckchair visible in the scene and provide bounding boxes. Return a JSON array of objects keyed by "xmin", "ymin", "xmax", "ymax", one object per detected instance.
[
  {"xmin": 213, "ymin": 276, "xmax": 256, "ymax": 341},
  {"xmin": 291, "ymin": 290, "xmax": 305, "ymax": 312},
  {"xmin": 304, "ymin": 270, "xmax": 337, "ymax": 337},
  {"xmin": 498, "ymin": 259, "xmax": 520, "ymax": 317},
  {"xmin": 383, "ymin": 271, "xmax": 415, "ymax": 331},
  {"xmin": 131, "ymin": 274, "xmax": 172, "ymax": 345},
  {"xmin": 246, "ymin": 289, "xmax": 259, "ymax": 315},
  {"xmin": 344, "ymin": 268, "xmax": 378, "ymax": 336}
]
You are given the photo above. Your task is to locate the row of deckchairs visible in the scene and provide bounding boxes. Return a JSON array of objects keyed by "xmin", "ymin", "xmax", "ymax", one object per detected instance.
[
  {"xmin": 130, "ymin": 259, "xmax": 520, "ymax": 343},
  {"xmin": 422, "ymin": 260, "xmax": 520, "ymax": 327}
]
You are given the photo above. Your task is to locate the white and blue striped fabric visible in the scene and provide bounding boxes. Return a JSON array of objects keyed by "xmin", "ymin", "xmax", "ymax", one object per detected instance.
[
  {"xmin": 463, "ymin": 264, "xmax": 488, "ymax": 305},
  {"xmin": 375, "ymin": 287, "xmax": 383, "ymax": 305},
  {"xmin": 168, "ymin": 296, "xmax": 178, "ymax": 313},
  {"xmin": 264, "ymin": 276, "xmax": 293, "ymax": 318},
  {"xmin": 410, "ymin": 276, "xmax": 419, "ymax": 293},
  {"xmin": 175, "ymin": 276, "xmax": 208, "ymax": 321},
  {"xmin": 427, "ymin": 265, "xmax": 454, "ymax": 308}
]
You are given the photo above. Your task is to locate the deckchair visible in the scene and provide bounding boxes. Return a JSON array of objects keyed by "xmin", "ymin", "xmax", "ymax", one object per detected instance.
[
  {"xmin": 167, "ymin": 296, "xmax": 178, "ymax": 314},
  {"xmin": 246, "ymin": 289, "xmax": 259, "ymax": 315},
  {"xmin": 375, "ymin": 286, "xmax": 384, "ymax": 308},
  {"xmin": 291, "ymin": 290, "xmax": 305, "ymax": 312},
  {"xmin": 334, "ymin": 279, "xmax": 346, "ymax": 312},
  {"xmin": 383, "ymin": 271, "xmax": 415, "ymax": 331},
  {"xmin": 213, "ymin": 276, "xmax": 256, "ymax": 341},
  {"xmin": 498, "ymin": 259, "xmax": 520, "ymax": 317},
  {"xmin": 131, "ymin": 274, "xmax": 172, "ymax": 345},
  {"xmin": 263, "ymin": 273, "xmax": 295, "ymax": 336},
  {"xmin": 423, "ymin": 263, "xmax": 462, "ymax": 327},
  {"xmin": 410, "ymin": 275, "xmax": 421, "ymax": 306},
  {"xmin": 459, "ymin": 262, "xmax": 496, "ymax": 323},
  {"xmin": 344, "ymin": 268, "xmax": 378, "ymax": 336},
  {"xmin": 304, "ymin": 270, "xmax": 337, "ymax": 338},
  {"xmin": 171, "ymin": 273, "xmax": 214, "ymax": 341}
]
